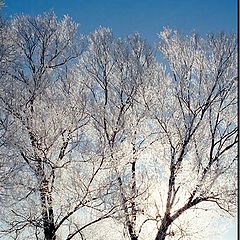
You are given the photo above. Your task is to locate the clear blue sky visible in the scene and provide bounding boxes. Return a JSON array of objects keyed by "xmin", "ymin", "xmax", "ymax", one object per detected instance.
[
  {"xmin": 2, "ymin": 0, "xmax": 237, "ymax": 42},
  {"xmin": 1, "ymin": 1, "xmax": 238, "ymax": 239}
]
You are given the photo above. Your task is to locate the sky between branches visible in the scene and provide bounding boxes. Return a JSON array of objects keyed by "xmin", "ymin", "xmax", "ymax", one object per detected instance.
[{"xmin": 1, "ymin": 1, "xmax": 237, "ymax": 239}]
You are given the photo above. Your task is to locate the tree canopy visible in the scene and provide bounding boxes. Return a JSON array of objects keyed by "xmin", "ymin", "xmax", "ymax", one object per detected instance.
[{"xmin": 0, "ymin": 12, "xmax": 237, "ymax": 240}]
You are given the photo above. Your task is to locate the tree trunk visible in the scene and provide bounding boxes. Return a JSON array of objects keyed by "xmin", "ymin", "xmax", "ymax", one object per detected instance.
[
  {"xmin": 31, "ymin": 141, "xmax": 56, "ymax": 240},
  {"xmin": 130, "ymin": 235, "xmax": 138, "ymax": 240},
  {"xmin": 42, "ymin": 206, "xmax": 56, "ymax": 240},
  {"xmin": 127, "ymin": 222, "xmax": 138, "ymax": 240},
  {"xmin": 40, "ymin": 179, "xmax": 56, "ymax": 240},
  {"xmin": 155, "ymin": 216, "xmax": 172, "ymax": 240}
]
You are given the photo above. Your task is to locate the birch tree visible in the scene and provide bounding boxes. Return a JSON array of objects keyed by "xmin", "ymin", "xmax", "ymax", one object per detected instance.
[
  {"xmin": 0, "ymin": 13, "xmax": 114, "ymax": 240},
  {"xmin": 147, "ymin": 29, "xmax": 238, "ymax": 240},
  {"xmin": 0, "ymin": 12, "xmax": 237, "ymax": 240},
  {"xmin": 81, "ymin": 29, "xmax": 238, "ymax": 240},
  {"xmin": 78, "ymin": 27, "xmax": 160, "ymax": 240}
]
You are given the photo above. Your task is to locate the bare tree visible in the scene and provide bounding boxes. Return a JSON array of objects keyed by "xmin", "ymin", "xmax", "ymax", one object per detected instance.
[
  {"xmin": 78, "ymin": 27, "xmax": 169, "ymax": 240},
  {"xmin": 0, "ymin": 13, "xmax": 115, "ymax": 240},
  {"xmin": 0, "ymin": 13, "xmax": 237, "ymax": 240},
  {"xmin": 147, "ymin": 29, "xmax": 238, "ymax": 240},
  {"xmin": 0, "ymin": 11, "xmax": 17, "ymax": 211},
  {"xmin": 80, "ymin": 29, "xmax": 237, "ymax": 240}
]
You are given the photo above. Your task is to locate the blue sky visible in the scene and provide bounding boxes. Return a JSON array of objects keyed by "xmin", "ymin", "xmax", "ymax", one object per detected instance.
[
  {"xmin": 2, "ymin": 0, "xmax": 237, "ymax": 42},
  {"xmin": 1, "ymin": 0, "xmax": 238, "ymax": 239}
]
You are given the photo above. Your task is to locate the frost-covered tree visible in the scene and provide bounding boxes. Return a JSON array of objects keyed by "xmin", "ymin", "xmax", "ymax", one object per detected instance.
[
  {"xmin": 147, "ymin": 29, "xmax": 238, "ymax": 240},
  {"xmin": 0, "ymin": 13, "xmax": 115, "ymax": 240},
  {"xmin": 78, "ymin": 27, "xmax": 159, "ymax": 240},
  {"xmin": 79, "ymin": 29, "xmax": 237, "ymax": 240},
  {"xmin": 0, "ymin": 12, "xmax": 237, "ymax": 240}
]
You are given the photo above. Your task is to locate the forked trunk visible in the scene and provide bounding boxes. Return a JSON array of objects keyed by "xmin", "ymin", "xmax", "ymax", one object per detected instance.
[{"xmin": 155, "ymin": 216, "xmax": 172, "ymax": 240}]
